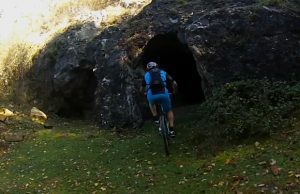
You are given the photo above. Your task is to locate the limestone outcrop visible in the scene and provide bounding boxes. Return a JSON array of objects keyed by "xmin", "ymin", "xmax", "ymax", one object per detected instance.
[{"xmin": 29, "ymin": 0, "xmax": 300, "ymax": 128}]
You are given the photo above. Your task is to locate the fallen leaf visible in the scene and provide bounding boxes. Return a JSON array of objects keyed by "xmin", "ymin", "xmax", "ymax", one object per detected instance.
[
  {"xmin": 225, "ymin": 158, "xmax": 235, "ymax": 165},
  {"xmin": 271, "ymin": 165, "xmax": 280, "ymax": 176},
  {"xmin": 270, "ymin": 159, "xmax": 276, "ymax": 165},
  {"xmin": 218, "ymin": 181, "xmax": 224, "ymax": 186},
  {"xmin": 258, "ymin": 161, "xmax": 267, "ymax": 165},
  {"xmin": 100, "ymin": 187, "xmax": 106, "ymax": 191}
]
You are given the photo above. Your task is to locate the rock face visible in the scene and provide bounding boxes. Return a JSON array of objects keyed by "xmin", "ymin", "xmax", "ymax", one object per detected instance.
[
  {"xmin": 29, "ymin": 0, "xmax": 300, "ymax": 129},
  {"xmin": 186, "ymin": 6, "xmax": 300, "ymax": 89},
  {"xmin": 29, "ymin": 24, "xmax": 98, "ymax": 118}
]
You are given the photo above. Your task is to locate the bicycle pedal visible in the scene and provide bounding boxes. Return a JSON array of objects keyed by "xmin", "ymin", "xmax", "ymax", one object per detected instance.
[
  {"xmin": 169, "ymin": 131, "xmax": 176, "ymax": 138},
  {"xmin": 158, "ymin": 127, "xmax": 162, "ymax": 135}
]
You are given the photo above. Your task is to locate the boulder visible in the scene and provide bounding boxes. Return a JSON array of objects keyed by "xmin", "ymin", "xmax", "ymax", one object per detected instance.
[
  {"xmin": 30, "ymin": 107, "xmax": 47, "ymax": 125},
  {"xmin": 0, "ymin": 108, "xmax": 14, "ymax": 122},
  {"xmin": 2, "ymin": 132, "xmax": 25, "ymax": 142}
]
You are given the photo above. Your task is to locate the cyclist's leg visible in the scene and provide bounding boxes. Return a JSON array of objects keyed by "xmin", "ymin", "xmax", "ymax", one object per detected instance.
[
  {"xmin": 167, "ymin": 110, "xmax": 174, "ymax": 128},
  {"xmin": 159, "ymin": 94, "xmax": 175, "ymax": 136},
  {"xmin": 159, "ymin": 94, "xmax": 172, "ymax": 121},
  {"xmin": 167, "ymin": 110, "xmax": 175, "ymax": 137},
  {"xmin": 149, "ymin": 103, "xmax": 157, "ymax": 117},
  {"xmin": 147, "ymin": 94, "xmax": 159, "ymax": 124}
]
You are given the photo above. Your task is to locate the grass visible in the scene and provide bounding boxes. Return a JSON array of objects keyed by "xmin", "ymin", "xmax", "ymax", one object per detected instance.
[{"xmin": 0, "ymin": 106, "xmax": 299, "ymax": 193}]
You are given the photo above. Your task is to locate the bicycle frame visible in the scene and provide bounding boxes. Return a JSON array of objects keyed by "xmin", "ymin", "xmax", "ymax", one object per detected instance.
[{"xmin": 157, "ymin": 105, "xmax": 170, "ymax": 156}]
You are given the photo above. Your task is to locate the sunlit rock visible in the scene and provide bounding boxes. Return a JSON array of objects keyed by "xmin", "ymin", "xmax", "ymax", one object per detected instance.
[
  {"xmin": 30, "ymin": 107, "xmax": 47, "ymax": 125},
  {"xmin": 0, "ymin": 108, "xmax": 14, "ymax": 122}
]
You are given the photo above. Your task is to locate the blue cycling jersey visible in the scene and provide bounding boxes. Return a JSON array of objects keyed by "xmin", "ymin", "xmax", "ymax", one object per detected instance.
[
  {"xmin": 144, "ymin": 69, "xmax": 169, "ymax": 95},
  {"xmin": 144, "ymin": 68, "xmax": 172, "ymax": 112}
]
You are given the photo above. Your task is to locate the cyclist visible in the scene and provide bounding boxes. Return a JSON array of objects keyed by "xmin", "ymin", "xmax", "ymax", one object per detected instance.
[{"xmin": 141, "ymin": 61, "xmax": 177, "ymax": 137}]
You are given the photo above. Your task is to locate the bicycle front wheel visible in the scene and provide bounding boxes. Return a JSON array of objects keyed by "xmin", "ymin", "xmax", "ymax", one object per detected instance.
[{"xmin": 160, "ymin": 115, "xmax": 169, "ymax": 156}]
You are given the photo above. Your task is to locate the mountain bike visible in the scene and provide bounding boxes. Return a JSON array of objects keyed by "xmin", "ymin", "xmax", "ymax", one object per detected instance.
[
  {"xmin": 157, "ymin": 104, "xmax": 171, "ymax": 156},
  {"xmin": 144, "ymin": 92, "xmax": 175, "ymax": 156}
]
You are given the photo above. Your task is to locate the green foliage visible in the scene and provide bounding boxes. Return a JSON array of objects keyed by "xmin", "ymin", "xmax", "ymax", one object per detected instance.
[
  {"xmin": 256, "ymin": 0, "xmax": 300, "ymax": 13},
  {"xmin": 176, "ymin": 0, "xmax": 189, "ymax": 4},
  {"xmin": 0, "ymin": 43, "xmax": 34, "ymax": 101},
  {"xmin": 195, "ymin": 79, "xmax": 300, "ymax": 143},
  {"xmin": 257, "ymin": 0, "xmax": 286, "ymax": 6},
  {"xmin": 53, "ymin": 0, "xmax": 119, "ymax": 18}
]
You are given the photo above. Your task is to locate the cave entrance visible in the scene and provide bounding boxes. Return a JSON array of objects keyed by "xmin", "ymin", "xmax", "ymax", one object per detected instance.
[
  {"xmin": 56, "ymin": 60, "xmax": 97, "ymax": 118},
  {"xmin": 141, "ymin": 33, "xmax": 205, "ymax": 107}
]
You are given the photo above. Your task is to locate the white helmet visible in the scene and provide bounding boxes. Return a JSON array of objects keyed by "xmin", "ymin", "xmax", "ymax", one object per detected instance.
[{"xmin": 146, "ymin": 62, "xmax": 158, "ymax": 70}]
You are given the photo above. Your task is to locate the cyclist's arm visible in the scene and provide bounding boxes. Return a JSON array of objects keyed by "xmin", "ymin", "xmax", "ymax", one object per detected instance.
[
  {"xmin": 166, "ymin": 73, "xmax": 178, "ymax": 90},
  {"xmin": 140, "ymin": 79, "xmax": 147, "ymax": 94}
]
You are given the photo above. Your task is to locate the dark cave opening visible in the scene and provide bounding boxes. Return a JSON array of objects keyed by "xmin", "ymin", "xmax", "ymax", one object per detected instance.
[
  {"xmin": 141, "ymin": 33, "xmax": 205, "ymax": 107},
  {"xmin": 56, "ymin": 60, "xmax": 97, "ymax": 118}
]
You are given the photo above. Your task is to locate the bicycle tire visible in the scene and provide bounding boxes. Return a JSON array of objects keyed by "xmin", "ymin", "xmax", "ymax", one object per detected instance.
[{"xmin": 160, "ymin": 115, "xmax": 170, "ymax": 156}]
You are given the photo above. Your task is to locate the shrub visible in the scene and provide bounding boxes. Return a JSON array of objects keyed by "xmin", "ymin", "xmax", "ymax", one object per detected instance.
[
  {"xmin": 0, "ymin": 43, "xmax": 35, "ymax": 101},
  {"xmin": 193, "ymin": 79, "xmax": 300, "ymax": 146}
]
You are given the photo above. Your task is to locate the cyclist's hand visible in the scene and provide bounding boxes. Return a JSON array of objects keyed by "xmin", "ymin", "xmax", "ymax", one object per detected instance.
[
  {"xmin": 140, "ymin": 86, "xmax": 147, "ymax": 96},
  {"xmin": 172, "ymin": 81, "xmax": 178, "ymax": 94}
]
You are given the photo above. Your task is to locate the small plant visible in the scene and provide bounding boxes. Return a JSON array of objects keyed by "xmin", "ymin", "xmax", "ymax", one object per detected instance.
[
  {"xmin": 176, "ymin": 0, "xmax": 188, "ymax": 4},
  {"xmin": 258, "ymin": 0, "xmax": 286, "ymax": 6},
  {"xmin": 256, "ymin": 0, "xmax": 300, "ymax": 13}
]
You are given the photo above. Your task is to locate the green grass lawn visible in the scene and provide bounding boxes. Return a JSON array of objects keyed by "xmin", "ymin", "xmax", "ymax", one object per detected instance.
[{"xmin": 0, "ymin": 113, "xmax": 299, "ymax": 193}]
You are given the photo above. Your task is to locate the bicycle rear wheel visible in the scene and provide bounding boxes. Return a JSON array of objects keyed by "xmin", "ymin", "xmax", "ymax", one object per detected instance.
[{"xmin": 160, "ymin": 115, "xmax": 169, "ymax": 156}]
